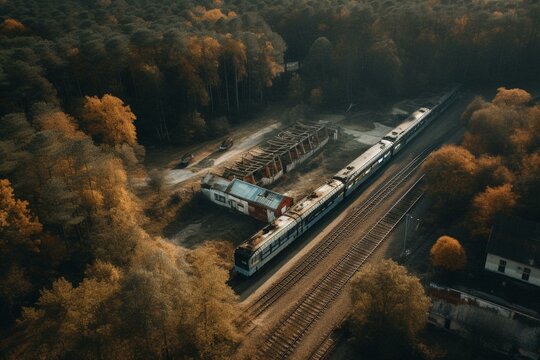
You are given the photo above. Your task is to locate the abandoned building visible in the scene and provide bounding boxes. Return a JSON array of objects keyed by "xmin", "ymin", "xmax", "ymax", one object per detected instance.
[
  {"xmin": 428, "ymin": 284, "xmax": 540, "ymax": 359},
  {"xmin": 485, "ymin": 217, "xmax": 540, "ymax": 287},
  {"xmin": 200, "ymin": 173, "xmax": 293, "ymax": 222},
  {"xmin": 223, "ymin": 122, "xmax": 334, "ymax": 186}
]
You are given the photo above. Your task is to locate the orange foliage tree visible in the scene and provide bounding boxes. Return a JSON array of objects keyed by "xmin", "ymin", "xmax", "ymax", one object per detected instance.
[
  {"xmin": 422, "ymin": 145, "xmax": 478, "ymax": 212},
  {"xmin": 0, "ymin": 18, "xmax": 27, "ymax": 35},
  {"xmin": 470, "ymin": 184, "xmax": 517, "ymax": 237},
  {"xmin": 80, "ymin": 94, "xmax": 137, "ymax": 146},
  {"xmin": 430, "ymin": 236, "xmax": 467, "ymax": 271}
]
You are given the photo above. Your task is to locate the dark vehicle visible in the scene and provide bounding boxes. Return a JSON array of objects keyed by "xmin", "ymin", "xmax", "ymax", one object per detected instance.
[
  {"xmin": 219, "ymin": 137, "xmax": 234, "ymax": 151},
  {"xmin": 179, "ymin": 153, "xmax": 194, "ymax": 168}
]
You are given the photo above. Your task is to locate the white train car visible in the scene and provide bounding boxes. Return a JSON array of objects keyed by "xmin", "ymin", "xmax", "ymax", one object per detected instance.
[
  {"xmin": 333, "ymin": 139, "xmax": 394, "ymax": 196},
  {"xmin": 382, "ymin": 107, "xmax": 433, "ymax": 155},
  {"xmin": 234, "ymin": 179, "xmax": 344, "ymax": 276}
]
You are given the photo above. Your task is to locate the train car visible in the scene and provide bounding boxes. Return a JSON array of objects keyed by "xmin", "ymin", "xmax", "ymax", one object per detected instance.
[
  {"xmin": 333, "ymin": 139, "xmax": 394, "ymax": 197},
  {"xmin": 430, "ymin": 84, "xmax": 461, "ymax": 116},
  {"xmin": 234, "ymin": 179, "xmax": 344, "ymax": 276},
  {"xmin": 382, "ymin": 107, "xmax": 433, "ymax": 155}
]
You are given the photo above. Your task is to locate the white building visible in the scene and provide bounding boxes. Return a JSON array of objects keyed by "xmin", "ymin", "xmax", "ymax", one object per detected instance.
[
  {"xmin": 200, "ymin": 173, "xmax": 293, "ymax": 223},
  {"xmin": 484, "ymin": 217, "xmax": 540, "ymax": 287}
]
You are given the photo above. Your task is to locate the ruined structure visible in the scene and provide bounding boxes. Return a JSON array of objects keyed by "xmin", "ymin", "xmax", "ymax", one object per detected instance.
[{"xmin": 223, "ymin": 122, "xmax": 332, "ymax": 186}]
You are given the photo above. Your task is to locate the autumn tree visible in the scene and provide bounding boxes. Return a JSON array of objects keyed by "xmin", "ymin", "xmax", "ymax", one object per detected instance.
[
  {"xmin": 430, "ymin": 236, "xmax": 467, "ymax": 271},
  {"xmin": 12, "ymin": 262, "xmax": 123, "ymax": 360},
  {"xmin": 0, "ymin": 18, "xmax": 27, "ymax": 36},
  {"xmin": 349, "ymin": 260, "xmax": 431, "ymax": 359},
  {"xmin": 0, "ymin": 179, "xmax": 42, "ymax": 248},
  {"xmin": 470, "ymin": 184, "xmax": 517, "ymax": 238},
  {"xmin": 80, "ymin": 94, "xmax": 137, "ymax": 146},
  {"xmin": 222, "ymin": 36, "xmax": 247, "ymax": 113},
  {"xmin": 188, "ymin": 246, "xmax": 242, "ymax": 359},
  {"xmin": 422, "ymin": 145, "xmax": 478, "ymax": 215},
  {"xmin": 517, "ymin": 153, "xmax": 540, "ymax": 219},
  {"xmin": 0, "ymin": 179, "xmax": 43, "ymax": 325},
  {"xmin": 492, "ymin": 87, "xmax": 532, "ymax": 107}
]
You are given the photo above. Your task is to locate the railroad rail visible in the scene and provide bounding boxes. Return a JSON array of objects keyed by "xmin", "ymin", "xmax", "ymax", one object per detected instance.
[
  {"xmin": 258, "ymin": 177, "xmax": 425, "ymax": 359},
  {"xmin": 306, "ymin": 315, "xmax": 346, "ymax": 360},
  {"xmin": 245, "ymin": 143, "xmax": 435, "ymax": 320}
]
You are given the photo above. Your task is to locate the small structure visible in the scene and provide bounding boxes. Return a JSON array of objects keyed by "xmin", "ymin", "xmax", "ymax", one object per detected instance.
[
  {"xmin": 485, "ymin": 217, "xmax": 540, "ymax": 287},
  {"xmin": 224, "ymin": 122, "xmax": 332, "ymax": 186},
  {"xmin": 428, "ymin": 284, "xmax": 540, "ymax": 359},
  {"xmin": 201, "ymin": 173, "xmax": 293, "ymax": 222}
]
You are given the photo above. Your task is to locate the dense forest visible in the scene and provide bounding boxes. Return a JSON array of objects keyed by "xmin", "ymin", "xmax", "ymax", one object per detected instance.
[
  {"xmin": 1, "ymin": 0, "xmax": 539, "ymax": 143},
  {"xmin": 1, "ymin": 0, "xmax": 540, "ymax": 359}
]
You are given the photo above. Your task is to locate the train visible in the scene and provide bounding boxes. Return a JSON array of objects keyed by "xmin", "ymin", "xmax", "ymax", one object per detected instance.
[{"xmin": 234, "ymin": 86, "xmax": 461, "ymax": 276}]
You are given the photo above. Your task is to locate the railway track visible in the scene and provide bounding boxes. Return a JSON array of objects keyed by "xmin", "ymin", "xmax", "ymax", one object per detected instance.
[
  {"xmin": 245, "ymin": 144, "xmax": 435, "ymax": 319},
  {"xmin": 258, "ymin": 178, "xmax": 425, "ymax": 359},
  {"xmin": 306, "ymin": 315, "xmax": 345, "ymax": 360}
]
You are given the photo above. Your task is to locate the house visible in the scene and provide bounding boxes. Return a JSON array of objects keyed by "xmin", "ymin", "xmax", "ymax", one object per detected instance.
[
  {"xmin": 200, "ymin": 173, "xmax": 293, "ymax": 222},
  {"xmin": 428, "ymin": 283, "xmax": 540, "ymax": 359},
  {"xmin": 484, "ymin": 217, "xmax": 540, "ymax": 287}
]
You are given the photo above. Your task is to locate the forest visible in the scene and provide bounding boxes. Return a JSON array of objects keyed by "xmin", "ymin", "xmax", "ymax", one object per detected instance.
[
  {"xmin": 1, "ymin": 0, "xmax": 540, "ymax": 359},
  {"xmin": 1, "ymin": 0, "xmax": 539, "ymax": 143}
]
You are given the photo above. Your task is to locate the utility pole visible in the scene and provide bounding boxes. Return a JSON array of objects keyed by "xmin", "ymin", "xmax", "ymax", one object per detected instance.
[{"xmin": 403, "ymin": 213, "xmax": 420, "ymax": 257}]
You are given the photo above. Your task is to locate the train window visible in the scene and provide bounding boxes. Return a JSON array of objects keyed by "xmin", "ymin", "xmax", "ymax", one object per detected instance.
[
  {"xmin": 378, "ymin": 157, "xmax": 383, "ymax": 164},
  {"xmin": 250, "ymin": 253, "xmax": 261, "ymax": 266},
  {"xmin": 384, "ymin": 152, "xmax": 390, "ymax": 158},
  {"xmin": 214, "ymin": 194, "xmax": 226, "ymax": 203}
]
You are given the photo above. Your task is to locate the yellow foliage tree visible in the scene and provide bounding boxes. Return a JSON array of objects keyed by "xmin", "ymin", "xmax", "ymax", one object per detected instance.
[
  {"xmin": 81, "ymin": 94, "xmax": 137, "ymax": 146},
  {"xmin": 350, "ymin": 260, "xmax": 430, "ymax": 357},
  {"xmin": 430, "ymin": 236, "xmax": 467, "ymax": 271},
  {"xmin": 0, "ymin": 178, "xmax": 42, "ymax": 251}
]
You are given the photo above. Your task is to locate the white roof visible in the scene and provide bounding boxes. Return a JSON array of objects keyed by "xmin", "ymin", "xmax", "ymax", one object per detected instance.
[
  {"xmin": 334, "ymin": 140, "xmax": 392, "ymax": 181},
  {"xmin": 288, "ymin": 179, "xmax": 342, "ymax": 217},
  {"xmin": 383, "ymin": 107, "xmax": 430, "ymax": 141},
  {"xmin": 239, "ymin": 214, "xmax": 295, "ymax": 252}
]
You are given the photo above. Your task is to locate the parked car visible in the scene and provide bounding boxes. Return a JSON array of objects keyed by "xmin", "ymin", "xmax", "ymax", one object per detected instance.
[
  {"xmin": 219, "ymin": 137, "xmax": 234, "ymax": 151},
  {"xmin": 179, "ymin": 153, "xmax": 194, "ymax": 167}
]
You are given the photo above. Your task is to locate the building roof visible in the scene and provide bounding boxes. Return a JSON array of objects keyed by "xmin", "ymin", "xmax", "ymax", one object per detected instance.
[
  {"xmin": 227, "ymin": 179, "xmax": 288, "ymax": 210},
  {"xmin": 201, "ymin": 173, "xmax": 231, "ymax": 192},
  {"xmin": 487, "ymin": 216, "xmax": 540, "ymax": 267}
]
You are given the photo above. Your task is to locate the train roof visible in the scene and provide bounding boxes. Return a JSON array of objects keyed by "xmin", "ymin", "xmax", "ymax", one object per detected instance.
[
  {"xmin": 382, "ymin": 107, "xmax": 430, "ymax": 141},
  {"xmin": 237, "ymin": 179, "xmax": 343, "ymax": 253},
  {"xmin": 333, "ymin": 140, "xmax": 393, "ymax": 181},
  {"xmin": 237, "ymin": 214, "xmax": 295, "ymax": 252},
  {"xmin": 288, "ymin": 179, "xmax": 342, "ymax": 217}
]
